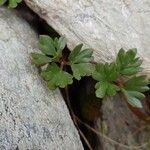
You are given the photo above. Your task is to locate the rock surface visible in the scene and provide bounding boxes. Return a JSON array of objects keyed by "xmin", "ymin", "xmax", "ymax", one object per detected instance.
[
  {"xmin": 24, "ymin": 0, "xmax": 150, "ymax": 77},
  {"xmin": 0, "ymin": 7, "xmax": 83, "ymax": 150},
  {"xmin": 98, "ymin": 94, "xmax": 148, "ymax": 150}
]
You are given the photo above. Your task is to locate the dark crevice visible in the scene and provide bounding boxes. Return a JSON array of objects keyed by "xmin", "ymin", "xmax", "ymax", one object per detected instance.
[
  {"xmin": 15, "ymin": 2, "xmax": 59, "ymax": 37},
  {"xmin": 61, "ymin": 77, "xmax": 103, "ymax": 150}
]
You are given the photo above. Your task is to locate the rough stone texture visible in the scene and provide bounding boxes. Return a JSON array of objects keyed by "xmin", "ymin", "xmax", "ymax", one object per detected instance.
[
  {"xmin": 24, "ymin": 0, "xmax": 150, "ymax": 77},
  {"xmin": 0, "ymin": 7, "xmax": 83, "ymax": 150},
  {"xmin": 98, "ymin": 94, "xmax": 149, "ymax": 150}
]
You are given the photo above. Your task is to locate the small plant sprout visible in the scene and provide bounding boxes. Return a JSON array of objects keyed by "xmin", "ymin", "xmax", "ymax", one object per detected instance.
[
  {"xmin": 31, "ymin": 35, "xmax": 149, "ymax": 108},
  {"xmin": 31, "ymin": 35, "xmax": 95, "ymax": 89},
  {"xmin": 92, "ymin": 48, "xmax": 149, "ymax": 108},
  {"xmin": 0, "ymin": 0, "xmax": 22, "ymax": 8}
]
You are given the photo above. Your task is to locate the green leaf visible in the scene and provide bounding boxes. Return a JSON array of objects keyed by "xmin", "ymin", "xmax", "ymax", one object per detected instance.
[
  {"xmin": 126, "ymin": 48, "xmax": 137, "ymax": 60},
  {"xmin": 41, "ymin": 63, "xmax": 73, "ymax": 89},
  {"xmin": 51, "ymin": 36, "xmax": 67, "ymax": 57},
  {"xmin": 128, "ymin": 97, "xmax": 143, "ymax": 108},
  {"xmin": 57, "ymin": 36, "xmax": 67, "ymax": 51},
  {"xmin": 92, "ymin": 63, "xmax": 119, "ymax": 82},
  {"xmin": 54, "ymin": 37, "xmax": 59, "ymax": 48},
  {"xmin": 121, "ymin": 67, "xmax": 141, "ymax": 76},
  {"xmin": 127, "ymin": 91, "xmax": 145, "ymax": 99},
  {"xmin": 124, "ymin": 76, "xmax": 150, "ymax": 92},
  {"xmin": 92, "ymin": 64, "xmax": 105, "ymax": 81},
  {"xmin": 8, "ymin": 0, "xmax": 22, "ymax": 8},
  {"xmin": 116, "ymin": 48, "xmax": 125, "ymax": 65},
  {"xmin": 95, "ymin": 82, "xmax": 108, "ymax": 98},
  {"xmin": 69, "ymin": 44, "xmax": 94, "ymax": 79},
  {"xmin": 95, "ymin": 82, "xmax": 118, "ymax": 98},
  {"xmin": 106, "ymin": 83, "xmax": 119, "ymax": 96},
  {"xmin": 71, "ymin": 63, "xmax": 95, "ymax": 80},
  {"xmin": 39, "ymin": 35, "xmax": 67, "ymax": 60},
  {"xmin": 116, "ymin": 48, "xmax": 142, "ymax": 76},
  {"xmin": 31, "ymin": 53, "xmax": 52, "ymax": 66},
  {"xmin": 0, "ymin": 0, "xmax": 22, "ymax": 7},
  {"xmin": 68, "ymin": 44, "xmax": 83, "ymax": 61},
  {"xmin": 69, "ymin": 44, "xmax": 93, "ymax": 63},
  {"xmin": 74, "ymin": 49, "xmax": 94, "ymax": 63},
  {"xmin": 121, "ymin": 75, "xmax": 149, "ymax": 108},
  {"xmin": 39, "ymin": 35, "xmax": 56, "ymax": 56},
  {"xmin": 93, "ymin": 63, "xmax": 119, "ymax": 98},
  {"xmin": 0, "ymin": 0, "xmax": 7, "ymax": 5},
  {"xmin": 122, "ymin": 89, "xmax": 143, "ymax": 108}
]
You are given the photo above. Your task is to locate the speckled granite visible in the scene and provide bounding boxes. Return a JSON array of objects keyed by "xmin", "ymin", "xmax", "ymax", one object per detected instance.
[{"xmin": 0, "ymin": 7, "xmax": 83, "ymax": 150}]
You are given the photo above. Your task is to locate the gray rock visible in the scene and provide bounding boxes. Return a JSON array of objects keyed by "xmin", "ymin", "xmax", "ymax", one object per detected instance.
[{"xmin": 0, "ymin": 7, "xmax": 83, "ymax": 150}]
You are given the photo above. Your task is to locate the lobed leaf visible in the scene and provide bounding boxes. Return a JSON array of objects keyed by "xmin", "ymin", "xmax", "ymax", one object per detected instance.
[
  {"xmin": 106, "ymin": 83, "xmax": 119, "ymax": 96},
  {"xmin": 121, "ymin": 75, "xmax": 149, "ymax": 108},
  {"xmin": 69, "ymin": 44, "xmax": 94, "ymax": 79},
  {"xmin": 68, "ymin": 44, "xmax": 83, "ymax": 62},
  {"xmin": 31, "ymin": 53, "xmax": 52, "ymax": 66},
  {"xmin": 124, "ymin": 76, "xmax": 150, "ymax": 92},
  {"xmin": 122, "ymin": 89, "xmax": 143, "ymax": 108},
  {"xmin": 39, "ymin": 35, "xmax": 67, "ymax": 59},
  {"xmin": 116, "ymin": 48, "xmax": 142, "ymax": 76},
  {"xmin": 69, "ymin": 44, "xmax": 93, "ymax": 63},
  {"xmin": 0, "ymin": 0, "xmax": 6, "ymax": 5},
  {"xmin": 95, "ymin": 82, "xmax": 118, "ymax": 98},
  {"xmin": 41, "ymin": 63, "xmax": 73, "ymax": 89},
  {"xmin": 92, "ymin": 63, "xmax": 119, "ymax": 82},
  {"xmin": 57, "ymin": 36, "xmax": 67, "ymax": 52},
  {"xmin": 95, "ymin": 81, "xmax": 108, "ymax": 98},
  {"xmin": 39, "ymin": 35, "xmax": 56, "ymax": 56},
  {"xmin": 71, "ymin": 63, "xmax": 95, "ymax": 80},
  {"xmin": 0, "ymin": 0, "xmax": 22, "ymax": 8},
  {"xmin": 8, "ymin": 0, "xmax": 22, "ymax": 8}
]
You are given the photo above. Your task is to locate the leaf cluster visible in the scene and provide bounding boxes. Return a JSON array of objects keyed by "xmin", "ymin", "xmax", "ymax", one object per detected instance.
[
  {"xmin": 92, "ymin": 63, "xmax": 119, "ymax": 98},
  {"xmin": 116, "ymin": 48, "xmax": 142, "ymax": 75},
  {"xmin": 122, "ymin": 76, "xmax": 149, "ymax": 108},
  {"xmin": 31, "ymin": 35, "xmax": 94, "ymax": 89},
  {"xmin": 31, "ymin": 35, "xmax": 149, "ymax": 108},
  {"xmin": 93, "ymin": 48, "xmax": 149, "ymax": 108},
  {"xmin": 0, "ymin": 0, "xmax": 22, "ymax": 8}
]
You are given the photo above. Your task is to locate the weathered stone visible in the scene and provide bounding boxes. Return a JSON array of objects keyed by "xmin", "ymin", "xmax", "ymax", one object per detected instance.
[
  {"xmin": 98, "ymin": 94, "xmax": 148, "ymax": 150},
  {"xmin": 0, "ymin": 7, "xmax": 83, "ymax": 150}
]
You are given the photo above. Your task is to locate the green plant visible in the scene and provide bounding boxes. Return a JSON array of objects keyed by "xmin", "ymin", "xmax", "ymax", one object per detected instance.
[
  {"xmin": 31, "ymin": 35, "xmax": 149, "ymax": 108},
  {"xmin": 93, "ymin": 48, "xmax": 149, "ymax": 108},
  {"xmin": 0, "ymin": 0, "xmax": 22, "ymax": 8},
  {"xmin": 31, "ymin": 35, "xmax": 95, "ymax": 89}
]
